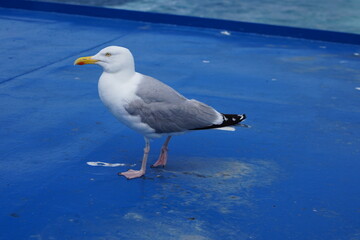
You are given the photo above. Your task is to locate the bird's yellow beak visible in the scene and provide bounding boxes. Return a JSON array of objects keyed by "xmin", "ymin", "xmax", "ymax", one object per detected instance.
[{"xmin": 74, "ymin": 56, "xmax": 99, "ymax": 65}]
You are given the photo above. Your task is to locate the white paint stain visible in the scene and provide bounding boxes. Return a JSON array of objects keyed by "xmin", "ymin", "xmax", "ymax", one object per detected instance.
[
  {"xmin": 86, "ymin": 161, "xmax": 135, "ymax": 167},
  {"xmin": 220, "ymin": 30, "xmax": 231, "ymax": 36},
  {"xmin": 124, "ymin": 212, "xmax": 144, "ymax": 221},
  {"xmin": 355, "ymin": 87, "xmax": 360, "ymax": 91}
]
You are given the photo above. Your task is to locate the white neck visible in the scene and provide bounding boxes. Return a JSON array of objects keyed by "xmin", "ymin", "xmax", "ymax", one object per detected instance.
[{"xmin": 101, "ymin": 69, "xmax": 136, "ymax": 83}]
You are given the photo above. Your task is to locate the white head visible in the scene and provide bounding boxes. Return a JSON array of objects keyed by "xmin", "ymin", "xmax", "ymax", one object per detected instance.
[{"xmin": 74, "ymin": 46, "xmax": 135, "ymax": 74}]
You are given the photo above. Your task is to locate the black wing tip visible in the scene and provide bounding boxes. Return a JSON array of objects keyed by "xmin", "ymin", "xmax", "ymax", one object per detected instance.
[
  {"xmin": 222, "ymin": 113, "xmax": 247, "ymax": 124},
  {"xmin": 190, "ymin": 113, "xmax": 247, "ymax": 131}
]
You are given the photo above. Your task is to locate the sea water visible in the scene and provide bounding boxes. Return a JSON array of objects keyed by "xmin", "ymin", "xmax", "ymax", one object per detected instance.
[{"xmin": 29, "ymin": 0, "xmax": 360, "ymax": 34}]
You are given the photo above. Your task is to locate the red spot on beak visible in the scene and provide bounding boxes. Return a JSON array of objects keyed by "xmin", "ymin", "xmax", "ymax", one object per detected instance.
[{"xmin": 77, "ymin": 62, "xmax": 84, "ymax": 65}]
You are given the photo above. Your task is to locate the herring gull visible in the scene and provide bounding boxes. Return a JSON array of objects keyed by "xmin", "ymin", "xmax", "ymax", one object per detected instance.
[{"xmin": 74, "ymin": 46, "xmax": 246, "ymax": 179}]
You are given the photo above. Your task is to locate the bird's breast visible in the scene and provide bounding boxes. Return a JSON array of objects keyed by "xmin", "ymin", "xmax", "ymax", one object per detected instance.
[
  {"xmin": 98, "ymin": 73, "xmax": 140, "ymax": 118},
  {"xmin": 97, "ymin": 73, "xmax": 156, "ymax": 135}
]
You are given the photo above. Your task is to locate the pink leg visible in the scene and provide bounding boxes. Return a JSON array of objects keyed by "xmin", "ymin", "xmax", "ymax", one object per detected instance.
[
  {"xmin": 119, "ymin": 137, "xmax": 150, "ymax": 179},
  {"xmin": 151, "ymin": 136, "xmax": 172, "ymax": 168}
]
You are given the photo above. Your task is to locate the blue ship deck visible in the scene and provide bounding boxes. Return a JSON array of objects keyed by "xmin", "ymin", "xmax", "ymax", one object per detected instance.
[{"xmin": 0, "ymin": 2, "xmax": 359, "ymax": 239}]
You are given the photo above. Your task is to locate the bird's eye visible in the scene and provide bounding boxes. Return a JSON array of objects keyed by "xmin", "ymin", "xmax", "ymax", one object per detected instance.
[{"xmin": 105, "ymin": 52, "xmax": 112, "ymax": 57}]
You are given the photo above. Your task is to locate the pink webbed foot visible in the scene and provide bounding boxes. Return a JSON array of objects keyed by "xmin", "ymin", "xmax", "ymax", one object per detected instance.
[
  {"xmin": 119, "ymin": 169, "xmax": 145, "ymax": 179},
  {"xmin": 151, "ymin": 136, "xmax": 172, "ymax": 168},
  {"xmin": 151, "ymin": 148, "xmax": 168, "ymax": 168}
]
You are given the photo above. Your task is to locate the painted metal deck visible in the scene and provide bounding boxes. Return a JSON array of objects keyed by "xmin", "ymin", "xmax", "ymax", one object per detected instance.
[{"xmin": 0, "ymin": 2, "xmax": 359, "ymax": 240}]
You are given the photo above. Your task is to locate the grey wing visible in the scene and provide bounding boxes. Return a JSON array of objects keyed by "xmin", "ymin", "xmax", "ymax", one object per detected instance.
[
  {"xmin": 126, "ymin": 75, "xmax": 220, "ymax": 133},
  {"xmin": 125, "ymin": 98, "xmax": 221, "ymax": 133},
  {"xmin": 135, "ymin": 75, "xmax": 187, "ymax": 104}
]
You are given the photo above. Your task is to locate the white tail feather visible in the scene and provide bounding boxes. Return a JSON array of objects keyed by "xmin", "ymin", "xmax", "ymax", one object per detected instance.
[{"xmin": 214, "ymin": 126, "xmax": 236, "ymax": 131}]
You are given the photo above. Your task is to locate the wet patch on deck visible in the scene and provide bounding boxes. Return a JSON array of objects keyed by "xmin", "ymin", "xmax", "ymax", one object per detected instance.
[{"xmin": 47, "ymin": 157, "xmax": 279, "ymax": 240}]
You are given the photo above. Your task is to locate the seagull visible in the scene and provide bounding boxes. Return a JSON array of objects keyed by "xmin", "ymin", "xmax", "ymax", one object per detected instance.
[{"xmin": 74, "ymin": 46, "xmax": 246, "ymax": 179}]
